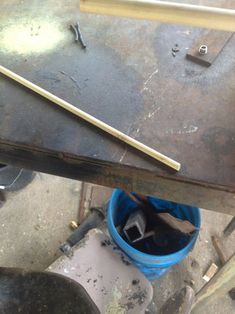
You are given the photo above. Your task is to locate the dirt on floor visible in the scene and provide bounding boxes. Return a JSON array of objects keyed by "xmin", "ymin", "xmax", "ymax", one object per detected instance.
[{"xmin": 0, "ymin": 172, "xmax": 234, "ymax": 313}]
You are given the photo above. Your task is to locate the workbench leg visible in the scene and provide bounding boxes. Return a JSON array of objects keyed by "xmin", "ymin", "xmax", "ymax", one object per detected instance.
[
  {"xmin": 224, "ymin": 217, "xmax": 235, "ymax": 237},
  {"xmin": 191, "ymin": 254, "xmax": 235, "ymax": 314}
]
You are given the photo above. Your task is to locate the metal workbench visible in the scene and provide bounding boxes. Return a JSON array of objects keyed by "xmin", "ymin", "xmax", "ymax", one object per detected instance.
[{"xmin": 0, "ymin": 0, "xmax": 234, "ymax": 215}]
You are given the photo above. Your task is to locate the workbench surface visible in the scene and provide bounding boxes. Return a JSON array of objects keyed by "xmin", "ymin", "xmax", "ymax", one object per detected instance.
[{"xmin": 0, "ymin": 0, "xmax": 234, "ymax": 214}]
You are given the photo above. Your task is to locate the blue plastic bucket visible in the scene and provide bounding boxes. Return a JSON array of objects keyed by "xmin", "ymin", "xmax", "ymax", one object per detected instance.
[{"xmin": 107, "ymin": 189, "xmax": 200, "ymax": 281}]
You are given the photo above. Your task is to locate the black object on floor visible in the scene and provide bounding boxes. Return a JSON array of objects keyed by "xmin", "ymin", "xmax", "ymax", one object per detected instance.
[
  {"xmin": 0, "ymin": 267, "xmax": 100, "ymax": 314},
  {"xmin": 60, "ymin": 207, "xmax": 105, "ymax": 256},
  {"xmin": 0, "ymin": 165, "xmax": 35, "ymax": 192}
]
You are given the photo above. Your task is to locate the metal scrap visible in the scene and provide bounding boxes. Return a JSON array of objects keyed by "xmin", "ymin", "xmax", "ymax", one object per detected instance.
[
  {"xmin": 70, "ymin": 24, "xmax": 79, "ymax": 41},
  {"xmin": 199, "ymin": 44, "xmax": 208, "ymax": 55},
  {"xmin": 172, "ymin": 44, "xmax": 180, "ymax": 53},
  {"xmin": 123, "ymin": 209, "xmax": 146, "ymax": 243},
  {"xmin": 69, "ymin": 221, "xmax": 79, "ymax": 230},
  {"xmin": 70, "ymin": 22, "xmax": 87, "ymax": 49},
  {"xmin": 172, "ymin": 44, "xmax": 180, "ymax": 57},
  {"xmin": 76, "ymin": 22, "xmax": 86, "ymax": 49}
]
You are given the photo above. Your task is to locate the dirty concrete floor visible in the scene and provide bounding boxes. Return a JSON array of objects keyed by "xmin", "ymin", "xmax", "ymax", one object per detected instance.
[
  {"xmin": 0, "ymin": 172, "xmax": 81, "ymax": 269},
  {"xmin": 0, "ymin": 172, "xmax": 234, "ymax": 313}
]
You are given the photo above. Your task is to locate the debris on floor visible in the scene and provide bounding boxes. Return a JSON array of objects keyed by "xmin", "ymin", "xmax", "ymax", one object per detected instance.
[
  {"xmin": 203, "ymin": 263, "xmax": 218, "ymax": 282},
  {"xmin": 172, "ymin": 43, "xmax": 180, "ymax": 57}
]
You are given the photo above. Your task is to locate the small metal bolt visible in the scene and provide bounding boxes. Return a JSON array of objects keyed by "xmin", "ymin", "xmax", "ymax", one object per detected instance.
[
  {"xmin": 199, "ymin": 45, "xmax": 208, "ymax": 55},
  {"xmin": 69, "ymin": 220, "xmax": 79, "ymax": 230}
]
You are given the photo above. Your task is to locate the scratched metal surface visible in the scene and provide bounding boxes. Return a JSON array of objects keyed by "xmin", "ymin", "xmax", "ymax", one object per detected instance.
[{"xmin": 0, "ymin": 0, "xmax": 235, "ymax": 211}]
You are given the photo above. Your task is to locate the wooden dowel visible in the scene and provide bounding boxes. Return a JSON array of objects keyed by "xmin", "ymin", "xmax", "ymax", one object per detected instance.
[
  {"xmin": 211, "ymin": 235, "xmax": 227, "ymax": 265},
  {"xmin": 80, "ymin": 0, "xmax": 235, "ymax": 32},
  {"xmin": 0, "ymin": 65, "xmax": 180, "ymax": 171}
]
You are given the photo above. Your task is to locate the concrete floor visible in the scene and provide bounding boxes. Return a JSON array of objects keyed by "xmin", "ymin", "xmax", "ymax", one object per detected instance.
[
  {"xmin": 0, "ymin": 172, "xmax": 234, "ymax": 313},
  {"xmin": 0, "ymin": 172, "xmax": 81, "ymax": 269}
]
